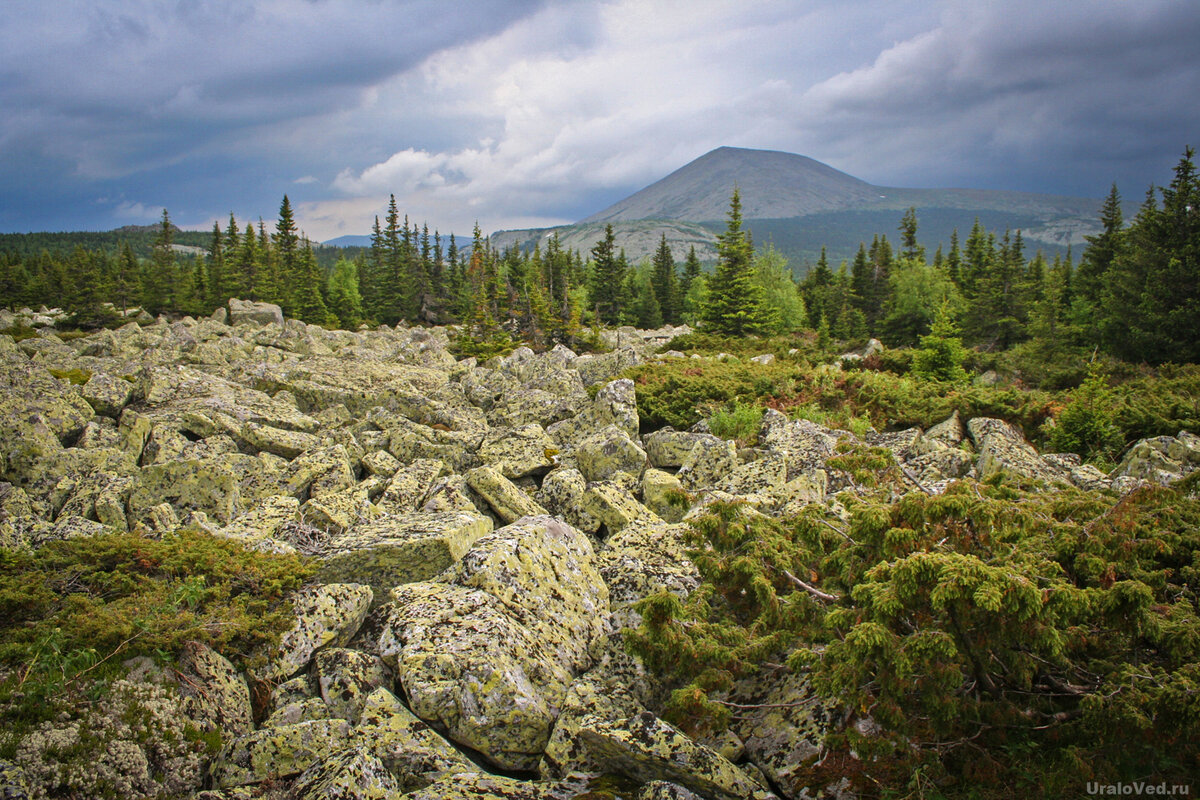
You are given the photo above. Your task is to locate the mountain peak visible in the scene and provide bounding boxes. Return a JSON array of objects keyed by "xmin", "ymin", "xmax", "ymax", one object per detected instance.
[{"xmin": 581, "ymin": 147, "xmax": 879, "ymax": 224}]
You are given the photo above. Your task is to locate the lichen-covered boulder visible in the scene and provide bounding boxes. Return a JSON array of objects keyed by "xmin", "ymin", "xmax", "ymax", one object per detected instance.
[
  {"xmin": 403, "ymin": 772, "xmax": 573, "ymax": 800},
  {"xmin": 312, "ymin": 648, "xmax": 389, "ymax": 722},
  {"xmin": 379, "ymin": 458, "xmax": 449, "ymax": 512},
  {"xmin": 317, "ymin": 512, "xmax": 492, "ymax": 598},
  {"xmin": 723, "ymin": 452, "xmax": 789, "ymax": 495},
  {"xmin": 758, "ymin": 410, "xmax": 840, "ymax": 476},
  {"xmin": 924, "ymin": 410, "xmax": 965, "ymax": 446},
  {"xmin": 228, "ymin": 298, "xmax": 284, "ymax": 327},
  {"xmin": 259, "ymin": 583, "xmax": 374, "ymax": 683},
  {"xmin": 241, "ymin": 421, "xmax": 319, "ymax": 459},
  {"xmin": 217, "ymin": 495, "xmax": 300, "ymax": 547},
  {"xmin": 644, "ymin": 428, "xmax": 713, "ymax": 469},
  {"xmin": 177, "ymin": 641, "xmax": 253, "ymax": 739},
  {"xmin": 677, "ymin": 436, "xmax": 739, "ymax": 492},
  {"xmin": 380, "ymin": 581, "xmax": 570, "ymax": 771},
  {"xmin": 465, "ymin": 465, "xmax": 548, "ymax": 523},
  {"xmin": 576, "ymin": 425, "xmax": 647, "ymax": 483},
  {"xmin": 581, "ymin": 481, "xmax": 663, "ymax": 535},
  {"xmin": 537, "ymin": 467, "xmax": 601, "ymax": 535},
  {"xmin": 641, "ymin": 468, "xmax": 686, "ymax": 523},
  {"xmin": 209, "ymin": 719, "xmax": 352, "ymax": 788},
  {"xmin": 290, "ymin": 749, "xmax": 399, "ymax": 800},
  {"xmin": 547, "ymin": 378, "xmax": 639, "ymax": 451},
  {"xmin": 378, "ymin": 517, "xmax": 609, "ymax": 771},
  {"xmin": 300, "ymin": 485, "xmax": 377, "ymax": 535},
  {"xmin": 478, "ymin": 424, "xmax": 557, "ymax": 479},
  {"xmin": 284, "ymin": 445, "xmax": 356, "ymax": 500},
  {"xmin": 729, "ymin": 667, "xmax": 839, "ymax": 800},
  {"xmin": 1110, "ymin": 431, "xmax": 1200, "ymax": 485},
  {"xmin": 128, "ymin": 458, "xmax": 242, "ymax": 523},
  {"xmin": 351, "ymin": 687, "xmax": 473, "ymax": 792},
  {"xmin": 540, "ymin": 638, "xmax": 662, "ymax": 780},
  {"xmin": 598, "ymin": 522, "xmax": 700, "ymax": 631},
  {"xmin": 968, "ymin": 417, "xmax": 1067, "ymax": 485},
  {"xmin": 81, "ymin": 372, "xmax": 134, "ymax": 418},
  {"xmin": 574, "ymin": 712, "xmax": 775, "ymax": 800}
]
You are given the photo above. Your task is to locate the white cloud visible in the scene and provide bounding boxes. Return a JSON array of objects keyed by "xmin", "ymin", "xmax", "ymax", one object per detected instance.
[{"xmin": 112, "ymin": 200, "xmax": 161, "ymax": 221}]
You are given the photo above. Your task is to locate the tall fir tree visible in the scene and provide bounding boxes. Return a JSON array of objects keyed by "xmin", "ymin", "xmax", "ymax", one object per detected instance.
[
  {"xmin": 650, "ymin": 234, "xmax": 679, "ymax": 324},
  {"xmin": 588, "ymin": 224, "xmax": 625, "ymax": 324},
  {"xmin": 701, "ymin": 189, "xmax": 775, "ymax": 336}
]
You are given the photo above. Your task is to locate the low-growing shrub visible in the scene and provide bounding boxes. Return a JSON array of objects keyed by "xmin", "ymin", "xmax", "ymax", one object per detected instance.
[
  {"xmin": 708, "ymin": 402, "xmax": 765, "ymax": 445},
  {"xmin": 0, "ymin": 529, "xmax": 315, "ymax": 734}
]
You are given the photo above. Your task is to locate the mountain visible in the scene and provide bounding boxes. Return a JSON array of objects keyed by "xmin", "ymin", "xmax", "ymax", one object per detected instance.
[
  {"xmin": 496, "ymin": 146, "xmax": 1106, "ymax": 270},
  {"xmin": 582, "ymin": 147, "xmax": 881, "ymax": 223},
  {"xmin": 322, "ymin": 234, "xmax": 373, "ymax": 248}
]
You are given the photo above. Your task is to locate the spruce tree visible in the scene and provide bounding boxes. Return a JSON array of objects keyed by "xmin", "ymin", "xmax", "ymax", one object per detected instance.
[
  {"xmin": 588, "ymin": 224, "xmax": 624, "ymax": 324},
  {"xmin": 290, "ymin": 239, "xmax": 332, "ymax": 325},
  {"xmin": 143, "ymin": 209, "xmax": 176, "ymax": 315},
  {"xmin": 1077, "ymin": 184, "xmax": 1124, "ymax": 311},
  {"xmin": 700, "ymin": 189, "xmax": 775, "ymax": 336},
  {"xmin": 650, "ymin": 234, "xmax": 679, "ymax": 324},
  {"xmin": 326, "ymin": 256, "xmax": 364, "ymax": 329},
  {"xmin": 274, "ymin": 195, "xmax": 300, "ymax": 313}
]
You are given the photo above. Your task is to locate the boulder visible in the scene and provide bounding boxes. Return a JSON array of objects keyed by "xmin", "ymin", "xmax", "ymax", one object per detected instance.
[
  {"xmin": 477, "ymin": 423, "xmax": 557, "ymax": 479},
  {"xmin": 581, "ymin": 481, "xmax": 663, "ymax": 535},
  {"xmin": 259, "ymin": 583, "xmax": 374, "ymax": 683},
  {"xmin": 576, "ymin": 425, "xmax": 647, "ymax": 483},
  {"xmin": 378, "ymin": 516, "xmax": 608, "ymax": 771},
  {"xmin": 547, "ymin": 378, "xmax": 639, "ymax": 451},
  {"xmin": 209, "ymin": 719, "xmax": 352, "ymax": 788},
  {"xmin": 317, "ymin": 512, "xmax": 493, "ymax": 598},
  {"xmin": 228, "ymin": 298, "xmax": 284, "ymax": 327},
  {"xmin": 968, "ymin": 417, "xmax": 1067, "ymax": 485},
  {"xmin": 312, "ymin": 648, "xmax": 389, "ymax": 722},
  {"xmin": 80, "ymin": 372, "xmax": 134, "ymax": 418},
  {"xmin": 351, "ymin": 687, "xmax": 474, "ymax": 791},
  {"xmin": 641, "ymin": 468, "xmax": 686, "ymax": 523},
  {"xmin": 677, "ymin": 436, "xmax": 739, "ymax": 492},
  {"xmin": 176, "ymin": 641, "xmax": 253, "ymax": 739},
  {"xmin": 465, "ymin": 465, "xmax": 548, "ymax": 523},
  {"xmin": 537, "ymin": 467, "xmax": 601, "ymax": 535},
  {"xmin": 729, "ymin": 667, "xmax": 840, "ymax": 800},
  {"xmin": 574, "ymin": 712, "xmax": 774, "ymax": 800},
  {"xmin": 290, "ymin": 749, "xmax": 399, "ymax": 800}
]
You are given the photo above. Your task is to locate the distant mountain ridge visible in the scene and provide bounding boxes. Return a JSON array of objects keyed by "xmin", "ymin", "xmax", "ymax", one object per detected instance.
[{"xmin": 496, "ymin": 146, "xmax": 1105, "ymax": 269}]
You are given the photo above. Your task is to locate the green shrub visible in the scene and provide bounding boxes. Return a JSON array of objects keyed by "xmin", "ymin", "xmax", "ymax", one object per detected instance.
[
  {"xmin": 0, "ymin": 529, "xmax": 315, "ymax": 731},
  {"xmin": 1045, "ymin": 365, "xmax": 1124, "ymax": 464},
  {"xmin": 627, "ymin": 476, "xmax": 1200, "ymax": 797},
  {"xmin": 708, "ymin": 402, "xmax": 765, "ymax": 445}
]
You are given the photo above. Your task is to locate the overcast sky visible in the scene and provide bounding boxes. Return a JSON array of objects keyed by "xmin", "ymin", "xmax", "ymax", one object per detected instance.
[{"xmin": 2, "ymin": 0, "xmax": 1197, "ymax": 241}]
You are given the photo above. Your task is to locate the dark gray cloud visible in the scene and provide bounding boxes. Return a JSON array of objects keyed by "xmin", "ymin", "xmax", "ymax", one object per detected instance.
[{"xmin": 0, "ymin": 0, "xmax": 1196, "ymax": 240}]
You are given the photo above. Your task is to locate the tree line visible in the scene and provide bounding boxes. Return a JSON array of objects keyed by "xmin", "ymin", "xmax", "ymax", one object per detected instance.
[{"xmin": 1, "ymin": 147, "xmax": 1196, "ymax": 366}]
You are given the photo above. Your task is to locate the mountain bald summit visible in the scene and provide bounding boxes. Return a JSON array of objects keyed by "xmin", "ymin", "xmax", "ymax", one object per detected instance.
[
  {"xmin": 491, "ymin": 146, "xmax": 1104, "ymax": 267},
  {"xmin": 582, "ymin": 146, "xmax": 881, "ymax": 223}
]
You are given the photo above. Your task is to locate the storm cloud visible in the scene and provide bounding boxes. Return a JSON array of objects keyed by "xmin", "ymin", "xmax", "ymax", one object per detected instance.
[{"xmin": 1, "ymin": 0, "xmax": 1197, "ymax": 241}]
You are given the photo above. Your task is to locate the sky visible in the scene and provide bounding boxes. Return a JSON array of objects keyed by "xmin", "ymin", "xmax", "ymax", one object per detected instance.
[{"xmin": 1, "ymin": 0, "xmax": 1198, "ymax": 242}]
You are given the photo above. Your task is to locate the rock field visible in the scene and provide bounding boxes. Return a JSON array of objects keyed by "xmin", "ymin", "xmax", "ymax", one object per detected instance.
[{"xmin": 0, "ymin": 299, "xmax": 1197, "ymax": 800}]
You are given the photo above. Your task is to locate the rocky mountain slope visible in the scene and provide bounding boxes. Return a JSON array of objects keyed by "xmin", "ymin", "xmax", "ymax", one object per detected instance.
[{"xmin": 0, "ymin": 301, "xmax": 1195, "ymax": 800}]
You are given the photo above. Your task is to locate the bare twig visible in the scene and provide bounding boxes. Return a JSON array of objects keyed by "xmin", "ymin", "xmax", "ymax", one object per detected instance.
[{"xmin": 783, "ymin": 569, "xmax": 841, "ymax": 603}]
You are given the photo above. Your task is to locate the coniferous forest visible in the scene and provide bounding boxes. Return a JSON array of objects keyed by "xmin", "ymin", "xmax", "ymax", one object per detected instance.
[
  {"xmin": 1, "ymin": 149, "xmax": 1199, "ymax": 799},
  {"xmin": 3, "ymin": 149, "xmax": 1197, "ymax": 373}
]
